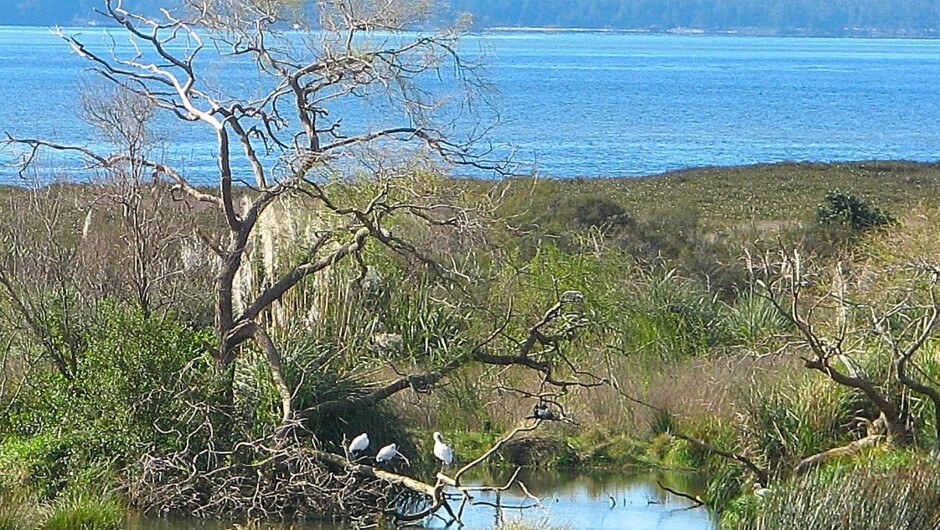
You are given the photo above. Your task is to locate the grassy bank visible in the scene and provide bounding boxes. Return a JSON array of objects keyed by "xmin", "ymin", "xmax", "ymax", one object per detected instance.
[{"xmin": 1, "ymin": 160, "xmax": 940, "ymax": 526}]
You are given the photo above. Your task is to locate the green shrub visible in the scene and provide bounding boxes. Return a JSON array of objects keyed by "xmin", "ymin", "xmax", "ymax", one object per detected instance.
[
  {"xmin": 571, "ymin": 197, "xmax": 633, "ymax": 229},
  {"xmin": 0, "ymin": 435, "xmax": 72, "ymax": 500},
  {"xmin": 0, "ymin": 304, "xmax": 215, "ymax": 500},
  {"xmin": 815, "ymin": 190, "xmax": 894, "ymax": 231}
]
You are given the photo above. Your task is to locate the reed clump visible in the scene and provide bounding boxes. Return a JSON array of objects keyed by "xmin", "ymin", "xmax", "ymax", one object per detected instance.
[
  {"xmin": 40, "ymin": 490, "xmax": 124, "ymax": 530},
  {"xmin": 726, "ymin": 458, "xmax": 940, "ymax": 530}
]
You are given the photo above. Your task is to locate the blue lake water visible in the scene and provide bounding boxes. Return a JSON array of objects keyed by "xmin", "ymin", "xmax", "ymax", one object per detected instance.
[{"xmin": 1, "ymin": 26, "xmax": 939, "ymax": 182}]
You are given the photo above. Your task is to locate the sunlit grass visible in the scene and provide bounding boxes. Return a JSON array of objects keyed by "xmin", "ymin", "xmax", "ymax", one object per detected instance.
[
  {"xmin": 40, "ymin": 490, "xmax": 124, "ymax": 530},
  {"xmin": 726, "ymin": 457, "xmax": 940, "ymax": 530}
]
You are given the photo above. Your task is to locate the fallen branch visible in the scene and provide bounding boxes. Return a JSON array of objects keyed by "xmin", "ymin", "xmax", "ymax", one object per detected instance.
[
  {"xmin": 657, "ymin": 480, "xmax": 705, "ymax": 508},
  {"xmin": 452, "ymin": 420, "xmax": 541, "ymax": 485},
  {"xmin": 793, "ymin": 434, "xmax": 885, "ymax": 475},
  {"xmin": 673, "ymin": 432, "xmax": 769, "ymax": 486}
]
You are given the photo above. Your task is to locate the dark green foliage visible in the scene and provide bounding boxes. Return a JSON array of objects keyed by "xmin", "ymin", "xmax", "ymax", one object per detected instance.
[
  {"xmin": 0, "ymin": 304, "xmax": 215, "ymax": 497},
  {"xmin": 0, "ymin": 435, "xmax": 72, "ymax": 501},
  {"xmin": 815, "ymin": 190, "xmax": 895, "ymax": 231},
  {"xmin": 571, "ymin": 197, "xmax": 634, "ymax": 230}
]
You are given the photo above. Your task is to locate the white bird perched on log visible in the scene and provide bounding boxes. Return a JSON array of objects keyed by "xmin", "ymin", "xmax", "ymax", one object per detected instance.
[
  {"xmin": 376, "ymin": 443, "xmax": 411, "ymax": 465},
  {"xmin": 433, "ymin": 431, "xmax": 454, "ymax": 466},
  {"xmin": 376, "ymin": 443, "xmax": 399, "ymax": 463},
  {"xmin": 348, "ymin": 433, "xmax": 369, "ymax": 456}
]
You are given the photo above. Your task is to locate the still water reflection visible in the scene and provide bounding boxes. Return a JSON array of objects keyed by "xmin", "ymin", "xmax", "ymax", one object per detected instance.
[{"xmin": 127, "ymin": 469, "xmax": 716, "ymax": 530}]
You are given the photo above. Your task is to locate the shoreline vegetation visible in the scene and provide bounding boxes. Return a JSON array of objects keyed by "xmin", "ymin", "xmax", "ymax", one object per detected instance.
[
  {"xmin": 3, "ymin": 159, "xmax": 940, "ymax": 528},
  {"xmin": 3, "ymin": 23, "xmax": 939, "ymax": 40}
]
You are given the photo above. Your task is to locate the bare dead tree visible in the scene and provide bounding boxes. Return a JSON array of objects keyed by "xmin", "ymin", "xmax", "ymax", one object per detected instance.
[
  {"xmin": 748, "ymin": 248, "xmax": 940, "ymax": 460},
  {"xmin": 5, "ymin": 0, "xmax": 504, "ymax": 419}
]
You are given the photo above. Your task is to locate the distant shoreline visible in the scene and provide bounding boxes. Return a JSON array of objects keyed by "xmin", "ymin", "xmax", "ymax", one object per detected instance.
[
  {"xmin": 480, "ymin": 25, "xmax": 939, "ymax": 39},
  {"xmin": 0, "ymin": 22, "xmax": 936, "ymax": 40}
]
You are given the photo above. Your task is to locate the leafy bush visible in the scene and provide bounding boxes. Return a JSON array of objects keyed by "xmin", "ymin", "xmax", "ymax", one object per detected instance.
[
  {"xmin": 0, "ymin": 304, "xmax": 215, "ymax": 498},
  {"xmin": 0, "ymin": 435, "xmax": 72, "ymax": 500},
  {"xmin": 815, "ymin": 190, "xmax": 895, "ymax": 231},
  {"xmin": 571, "ymin": 197, "xmax": 634, "ymax": 229}
]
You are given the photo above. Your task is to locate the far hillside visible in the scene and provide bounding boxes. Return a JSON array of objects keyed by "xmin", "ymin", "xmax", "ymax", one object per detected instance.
[
  {"xmin": 450, "ymin": 0, "xmax": 940, "ymax": 36},
  {"xmin": 3, "ymin": 0, "xmax": 940, "ymax": 37}
]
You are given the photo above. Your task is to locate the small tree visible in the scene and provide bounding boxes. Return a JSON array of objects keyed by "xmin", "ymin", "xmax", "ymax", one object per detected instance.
[{"xmin": 815, "ymin": 190, "xmax": 894, "ymax": 231}]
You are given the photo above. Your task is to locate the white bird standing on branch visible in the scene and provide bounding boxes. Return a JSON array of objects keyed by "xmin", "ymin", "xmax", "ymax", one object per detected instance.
[
  {"xmin": 348, "ymin": 432, "xmax": 369, "ymax": 456},
  {"xmin": 433, "ymin": 431, "xmax": 454, "ymax": 466},
  {"xmin": 376, "ymin": 443, "xmax": 398, "ymax": 462}
]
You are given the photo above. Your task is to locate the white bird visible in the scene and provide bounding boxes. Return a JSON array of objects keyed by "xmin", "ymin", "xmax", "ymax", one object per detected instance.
[
  {"xmin": 433, "ymin": 431, "xmax": 454, "ymax": 466},
  {"xmin": 753, "ymin": 483, "xmax": 772, "ymax": 498},
  {"xmin": 348, "ymin": 432, "xmax": 369, "ymax": 455},
  {"xmin": 375, "ymin": 442, "xmax": 411, "ymax": 465},
  {"xmin": 376, "ymin": 443, "xmax": 399, "ymax": 463}
]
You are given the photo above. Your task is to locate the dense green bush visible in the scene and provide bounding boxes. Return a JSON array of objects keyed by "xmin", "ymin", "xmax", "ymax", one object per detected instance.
[
  {"xmin": 0, "ymin": 435, "xmax": 72, "ymax": 501},
  {"xmin": 0, "ymin": 304, "xmax": 215, "ymax": 498},
  {"xmin": 815, "ymin": 190, "xmax": 895, "ymax": 231}
]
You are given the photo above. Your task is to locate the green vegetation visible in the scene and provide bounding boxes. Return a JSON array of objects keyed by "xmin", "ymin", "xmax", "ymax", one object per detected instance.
[
  {"xmin": 724, "ymin": 457, "xmax": 940, "ymax": 530},
  {"xmin": 3, "ymin": 159, "xmax": 940, "ymax": 527},
  {"xmin": 41, "ymin": 490, "xmax": 124, "ymax": 530},
  {"xmin": 816, "ymin": 189, "xmax": 895, "ymax": 231}
]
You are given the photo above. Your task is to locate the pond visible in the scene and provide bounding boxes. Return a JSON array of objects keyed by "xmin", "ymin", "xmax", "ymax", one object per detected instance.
[{"xmin": 126, "ymin": 469, "xmax": 717, "ymax": 530}]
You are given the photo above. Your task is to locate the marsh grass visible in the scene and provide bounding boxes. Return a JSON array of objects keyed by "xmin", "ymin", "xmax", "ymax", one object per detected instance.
[
  {"xmin": 736, "ymin": 380, "xmax": 860, "ymax": 470},
  {"xmin": 730, "ymin": 459, "xmax": 940, "ymax": 530},
  {"xmin": 0, "ymin": 487, "xmax": 42, "ymax": 530},
  {"xmin": 493, "ymin": 518, "xmax": 571, "ymax": 530},
  {"xmin": 493, "ymin": 162, "xmax": 940, "ymax": 227},
  {"xmin": 41, "ymin": 490, "xmax": 123, "ymax": 530},
  {"xmin": 720, "ymin": 290, "xmax": 790, "ymax": 346}
]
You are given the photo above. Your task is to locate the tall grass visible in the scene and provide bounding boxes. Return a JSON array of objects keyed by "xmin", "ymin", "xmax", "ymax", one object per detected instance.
[
  {"xmin": 618, "ymin": 270, "xmax": 720, "ymax": 362},
  {"xmin": 0, "ymin": 487, "xmax": 42, "ymax": 530},
  {"xmin": 727, "ymin": 459, "xmax": 940, "ymax": 530},
  {"xmin": 40, "ymin": 490, "xmax": 123, "ymax": 530},
  {"xmin": 736, "ymin": 380, "xmax": 860, "ymax": 470},
  {"xmin": 720, "ymin": 290, "xmax": 790, "ymax": 346}
]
